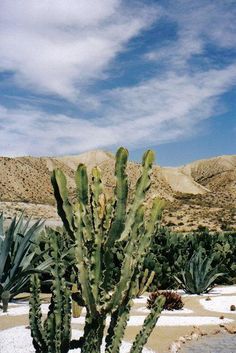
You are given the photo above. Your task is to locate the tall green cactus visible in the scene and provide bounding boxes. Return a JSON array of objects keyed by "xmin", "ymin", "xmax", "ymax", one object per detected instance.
[
  {"xmin": 50, "ymin": 147, "xmax": 165, "ymax": 353},
  {"xmin": 29, "ymin": 233, "xmax": 71, "ymax": 353}
]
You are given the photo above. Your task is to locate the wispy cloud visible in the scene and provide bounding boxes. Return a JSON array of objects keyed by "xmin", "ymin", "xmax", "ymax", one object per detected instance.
[
  {"xmin": 0, "ymin": 0, "xmax": 235, "ymax": 156},
  {"xmin": 0, "ymin": 0, "xmax": 158, "ymax": 100},
  {"xmin": 1, "ymin": 64, "xmax": 236, "ymax": 156}
]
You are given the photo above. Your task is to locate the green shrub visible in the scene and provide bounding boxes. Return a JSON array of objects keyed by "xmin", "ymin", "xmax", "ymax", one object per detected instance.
[{"xmin": 144, "ymin": 227, "xmax": 236, "ymax": 290}]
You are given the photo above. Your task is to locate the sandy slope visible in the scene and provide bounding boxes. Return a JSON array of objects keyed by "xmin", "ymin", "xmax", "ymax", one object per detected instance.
[{"xmin": 0, "ymin": 151, "xmax": 235, "ymax": 231}]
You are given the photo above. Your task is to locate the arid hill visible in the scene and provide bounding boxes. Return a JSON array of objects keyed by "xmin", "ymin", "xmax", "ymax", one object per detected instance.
[{"xmin": 0, "ymin": 151, "xmax": 235, "ymax": 232}]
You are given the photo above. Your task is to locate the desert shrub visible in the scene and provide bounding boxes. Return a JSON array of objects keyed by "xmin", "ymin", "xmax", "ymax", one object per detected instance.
[
  {"xmin": 147, "ymin": 290, "xmax": 184, "ymax": 311},
  {"xmin": 144, "ymin": 227, "xmax": 236, "ymax": 289}
]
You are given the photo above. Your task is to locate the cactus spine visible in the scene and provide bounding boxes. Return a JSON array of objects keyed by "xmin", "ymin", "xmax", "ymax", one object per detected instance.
[
  {"xmin": 29, "ymin": 233, "xmax": 71, "ymax": 353},
  {"xmin": 50, "ymin": 147, "xmax": 165, "ymax": 353}
]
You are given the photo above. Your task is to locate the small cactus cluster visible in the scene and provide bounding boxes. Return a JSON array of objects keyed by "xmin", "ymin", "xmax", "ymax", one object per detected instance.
[
  {"xmin": 29, "ymin": 233, "xmax": 71, "ymax": 353},
  {"xmin": 147, "ymin": 290, "xmax": 184, "ymax": 311},
  {"xmin": 136, "ymin": 269, "xmax": 156, "ymax": 297}
]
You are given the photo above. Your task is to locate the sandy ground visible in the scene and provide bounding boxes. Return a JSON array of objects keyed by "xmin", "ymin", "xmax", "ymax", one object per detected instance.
[{"xmin": 0, "ymin": 286, "xmax": 236, "ymax": 353}]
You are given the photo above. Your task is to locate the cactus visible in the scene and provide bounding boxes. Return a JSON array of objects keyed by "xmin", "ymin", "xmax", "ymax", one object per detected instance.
[
  {"xmin": 49, "ymin": 147, "xmax": 166, "ymax": 353},
  {"xmin": 29, "ymin": 233, "xmax": 71, "ymax": 353},
  {"xmin": 136, "ymin": 269, "xmax": 155, "ymax": 297}
]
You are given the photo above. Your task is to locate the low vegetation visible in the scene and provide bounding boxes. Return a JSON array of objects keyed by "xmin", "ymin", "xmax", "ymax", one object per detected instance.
[
  {"xmin": 174, "ymin": 249, "xmax": 225, "ymax": 294},
  {"xmin": 147, "ymin": 291, "xmax": 184, "ymax": 311},
  {"xmin": 0, "ymin": 213, "xmax": 48, "ymax": 312},
  {"xmin": 144, "ymin": 227, "xmax": 236, "ymax": 290}
]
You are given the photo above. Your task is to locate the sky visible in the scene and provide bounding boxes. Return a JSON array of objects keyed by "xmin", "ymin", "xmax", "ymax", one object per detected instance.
[{"xmin": 0, "ymin": 0, "xmax": 235, "ymax": 166}]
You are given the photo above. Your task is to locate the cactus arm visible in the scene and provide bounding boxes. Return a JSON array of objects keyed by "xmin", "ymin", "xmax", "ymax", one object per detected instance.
[
  {"xmin": 81, "ymin": 312, "xmax": 106, "ymax": 353},
  {"xmin": 137, "ymin": 198, "xmax": 165, "ymax": 268},
  {"xmin": 138, "ymin": 269, "xmax": 149, "ymax": 295},
  {"xmin": 75, "ymin": 164, "xmax": 93, "ymax": 241},
  {"xmin": 29, "ymin": 274, "xmax": 47, "ymax": 353},
  {"xmin": 75, "ymin": 164, "xmax": 89, "ymax": 205},
  {"xmin": 61, "ymin": 284, "xmax": 72, "ymax": 352},
  {"xmin": 137, "ymin": 269, "xmax": 155, "ymax": 297},
  {"xmin": 140, "ymin": 271, "xmax": 155, "ymax": 295},
  {"xmin": 129, "ymin": 296, "xmax": 165, "ymax": 353},
  {"xmin": 109, "ymin": 198, "xmax": 165, "ymax": 311},
  {"xmin": 105, "ymin": 280, "xmax": 136, "ymax": 353},
  {"xmin": 105, "ymin": 147, "xmax": 128, "ymax": 248},
  {"xmin": 90, "ymin": 167, "xmax": 105, "ymax": 302},
  {"xmin": 106, "ymin": 206, "xmax": 145, "ymax": 312},
  {"xmin": 105, "ymin": 303, "xmax": 131, "ymax": 353},
  {"xmin": 119, "ymin": 150, "xmax": 155, "ymax": 242},
  {"xmin": 51, "ymin": 169, "xmax": 75, "ymax": 237},
  {"xmin": 75, "ymin": 226, "xmax": 97, "ymax": 315}
]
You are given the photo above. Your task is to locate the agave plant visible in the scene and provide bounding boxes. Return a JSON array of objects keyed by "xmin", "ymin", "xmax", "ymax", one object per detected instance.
[
  {"xmin": 0, "ymin": 213, "xmax": 48, "ymax": 312},
  {"xmin": 175, "ymin": 248, "xmax": 225, "ymax": 295}
]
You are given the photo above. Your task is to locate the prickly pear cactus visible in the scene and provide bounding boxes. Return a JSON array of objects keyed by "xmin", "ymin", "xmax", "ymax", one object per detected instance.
[{"xmin": 51, "ymin": 147, "xmax": 166, "ymax": 353}]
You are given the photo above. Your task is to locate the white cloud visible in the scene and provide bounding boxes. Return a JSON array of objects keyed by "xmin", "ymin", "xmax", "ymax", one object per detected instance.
[
  {"xmin": 0, "ymin": 0, "xmax": 158, "ymax": 100},
  {"xmin": 1, "ymin": 64, "xmax": 236, "ymax": 156},
  {"xmin": 0, "ymin": 1, "xmax": 235, "ymax": 157},
  {"xmin": 147, "ymin": 0, "xmax": 236, "ymax": 67}
]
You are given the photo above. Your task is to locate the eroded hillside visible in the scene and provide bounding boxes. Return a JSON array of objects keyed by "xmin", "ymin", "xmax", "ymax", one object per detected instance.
[{"xmin": 0, "ymin": 151, "xmax": 235, "ymax": 232}]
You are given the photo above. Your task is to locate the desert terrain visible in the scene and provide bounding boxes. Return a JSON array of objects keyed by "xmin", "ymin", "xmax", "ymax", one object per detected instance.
[{"xmin": 0, "ymin": 151, "xmax": 235, "ymax": 232}]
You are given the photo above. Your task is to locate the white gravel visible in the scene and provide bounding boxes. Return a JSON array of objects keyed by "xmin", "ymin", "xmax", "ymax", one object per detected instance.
[
  {"xmin": 0, "ymin": 303, "xmax": 49, "ymax": 317},
  {"xmin": 0, "ymin": 326, "xmax": 155, "ymax": 353},
  {"xmin": 72, "ymin": 314, "xmax": 233, "ymax": 327},
  {"xmin": 199, "ymin": 295, "xmax": 236, "ymax": 314}
]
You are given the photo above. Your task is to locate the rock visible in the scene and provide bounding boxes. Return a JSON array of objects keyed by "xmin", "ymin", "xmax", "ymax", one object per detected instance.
[
  {"xmin": 223, "ymin": 324, "xmax": 236, "ymax": 334},
  {"xmin": 178, "ymin": 336, "xmax": 186, "ymax": 344},
  {"xmin": 191, "ymin": 333, "xmax": 199, "ymax": 340},
  {"xmin": 169, "ymin": 341, "xmax": 181, "ymax": 353},
  {"xmin": 230, "ymin": 304, "xmax": 236, "ymax": 311},
  {"xmin": 205, "ymin": 296, "xmax": 211, "ymax": 301}
]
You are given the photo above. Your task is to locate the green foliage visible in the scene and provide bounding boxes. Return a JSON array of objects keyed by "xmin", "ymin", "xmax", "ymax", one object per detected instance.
[
  {"xmin": 175, "ymin": 249, "xmax": 225, "ymax": 294},
  {"xmin": 29, "ymin": 232, "xmax": 71, "ymax": 353},
  {"xmin": 0, "ymin": 213, "xmax": 46, "ymax": 312},
  {"xmin": 144, "ymin": 227, "xmax": 236, "ymax": 290},
  {"xmin": 147, "ymin": 291, "xmax": 184, "ymax": 311},
  {"xmin": 49, "ymin": 147, "xmax": 166, "ymax": 353}
]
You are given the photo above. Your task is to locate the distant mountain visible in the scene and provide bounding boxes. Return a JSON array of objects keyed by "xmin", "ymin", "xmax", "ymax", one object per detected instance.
[{"xmin": 0, "ymin": 151, "xmax": 235, "ymax": 232}]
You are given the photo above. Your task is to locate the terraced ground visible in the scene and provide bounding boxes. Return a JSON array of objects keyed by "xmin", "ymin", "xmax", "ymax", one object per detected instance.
[{"xmin": 0, "ymin": 286, "xmax": 236, "ymax": 353}]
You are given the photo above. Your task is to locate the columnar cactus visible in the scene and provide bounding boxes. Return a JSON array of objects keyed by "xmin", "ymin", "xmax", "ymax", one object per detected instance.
[
  {"xmin": 29, "ymin": 233, "xmax": 71, "ymax": 353},
  {"xmin": 50, "ymin": 147, "xmax": 165, "ymax": 353}
]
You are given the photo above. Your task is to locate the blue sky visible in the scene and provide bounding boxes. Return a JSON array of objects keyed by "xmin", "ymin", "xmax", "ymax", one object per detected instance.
[{"xmin": 0, "ymin": 0, "xmax": 235, "ymax": 166}]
